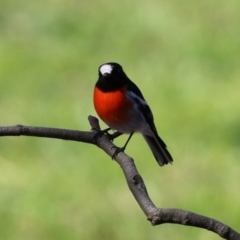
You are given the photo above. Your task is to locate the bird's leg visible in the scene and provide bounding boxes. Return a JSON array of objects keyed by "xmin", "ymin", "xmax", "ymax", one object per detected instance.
[
  {"xmin": 92, "ymin": 126, "xmax": 124, "ymax": 141},
  {"xmin": 99, "ymin": 127, "xmax": 111, "ymax": 134},
  {"xmin": 112, "ymin": 132, "xmax": 134, "ymax": 159},
  {"xmin": 104, "ymin": 130, "xmax": 123, "ymax": 141},
  {"xmin": 110, "ymin": 131, "xmax": 123, "ymax": 141}
]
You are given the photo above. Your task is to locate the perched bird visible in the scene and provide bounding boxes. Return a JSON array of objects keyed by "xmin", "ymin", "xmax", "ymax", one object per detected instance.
[{"xmin": 93, "ymin": 62, "xmax": 173, "ymax": 166}]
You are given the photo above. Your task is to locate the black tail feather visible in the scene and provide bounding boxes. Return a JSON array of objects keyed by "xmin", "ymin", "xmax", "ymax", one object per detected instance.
[{"xmin": 143, "ymin": 134, "xmax": 173, "ymax": 166}]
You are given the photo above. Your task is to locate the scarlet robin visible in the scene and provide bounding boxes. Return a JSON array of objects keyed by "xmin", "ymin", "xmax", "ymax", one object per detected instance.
[{"xmin": 93, "ymin": 62, "xmax": 173, "ymax": 166}]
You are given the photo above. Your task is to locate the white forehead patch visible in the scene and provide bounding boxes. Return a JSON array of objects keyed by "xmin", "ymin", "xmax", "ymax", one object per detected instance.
[{"xmin": 100, "ymin": 64, "xmax": 113, "ymax": 75}]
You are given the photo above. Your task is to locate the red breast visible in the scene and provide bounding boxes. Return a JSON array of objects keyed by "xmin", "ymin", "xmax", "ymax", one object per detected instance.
[{"xmin": 93, "ymin": 86, "xmax": 132, "ymax": 125}]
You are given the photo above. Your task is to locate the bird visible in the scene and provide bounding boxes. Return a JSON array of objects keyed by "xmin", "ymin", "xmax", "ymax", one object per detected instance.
[{"xmin": 93, "ymin": 62, "xmax": 173, "ymax": 166}]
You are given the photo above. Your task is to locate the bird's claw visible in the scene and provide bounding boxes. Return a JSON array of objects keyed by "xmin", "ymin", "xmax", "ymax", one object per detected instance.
[
  {"xmin": 92, "ymin": 128, "xmax": 113, "ymax": 143},
  {"xmin": 111, "ymin": 146, "xmax": 125, "ymax": 159}
]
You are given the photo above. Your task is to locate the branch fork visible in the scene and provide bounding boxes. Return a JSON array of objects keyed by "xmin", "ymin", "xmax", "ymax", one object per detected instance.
[{"xmin": 0, "ymin": 116, "xmax": 239, "ymax": 240}]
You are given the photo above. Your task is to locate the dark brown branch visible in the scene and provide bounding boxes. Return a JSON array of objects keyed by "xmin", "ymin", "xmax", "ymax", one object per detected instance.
[
  {"xmin": 0, "ymin": 116, "xmax": 239, "ymax": 240},
  {"xmin": 0, "ymin": 124, "xmax": 94, "ymax": 144}
]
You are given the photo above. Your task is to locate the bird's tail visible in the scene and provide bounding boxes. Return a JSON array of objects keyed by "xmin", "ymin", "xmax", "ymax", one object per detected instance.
[{"xmin": 142, "ymin": 134, "xmax": 173, "ymax": 166}]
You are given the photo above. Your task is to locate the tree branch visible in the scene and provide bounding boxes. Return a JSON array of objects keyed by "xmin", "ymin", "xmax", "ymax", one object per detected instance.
[{"xmin": 0, "ymin": 116, "xmax": 239, "ymax": 240}]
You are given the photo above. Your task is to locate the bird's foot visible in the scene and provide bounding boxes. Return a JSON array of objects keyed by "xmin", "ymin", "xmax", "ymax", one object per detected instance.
[
  {"xmin": 111, "ymin": 146, "xmax": 126, "ymax": 159},
  {"xmin": 92, "ymin": 127, "xmax": 111, "ymax": 142},
  {"xmin": 111, "ymin": 132, "xmax": 134, "ymax": 159},
  {"xmin": 92, "ymin": 128, "xmax": 122, "ymax": 142}
]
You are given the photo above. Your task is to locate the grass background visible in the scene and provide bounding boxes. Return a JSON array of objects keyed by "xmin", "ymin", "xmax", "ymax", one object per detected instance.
[{"xmin": 0, "ymin": 0, "xmax": 240, "ymax": 239}]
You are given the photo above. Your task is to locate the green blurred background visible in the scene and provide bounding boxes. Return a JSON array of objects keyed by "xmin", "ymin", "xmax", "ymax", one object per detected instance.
[{"xmin": 0, "ymin": 0, "xmax": 240, "ymax": 239}]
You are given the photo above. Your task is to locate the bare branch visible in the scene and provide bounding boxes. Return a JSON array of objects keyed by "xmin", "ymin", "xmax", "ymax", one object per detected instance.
[
  {"xmin": 0, "ymin": 116, "xmax": 239, "ymax": 240},
  {"xmin": 0, "ymin": 124, "xmax": 95, "ymax": 144}
]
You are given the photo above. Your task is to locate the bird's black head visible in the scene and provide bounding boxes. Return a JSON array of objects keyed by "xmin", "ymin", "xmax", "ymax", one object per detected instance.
[{"xmin": 96, "ymin": 62, "xmax": 129, "ymax": 92}]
